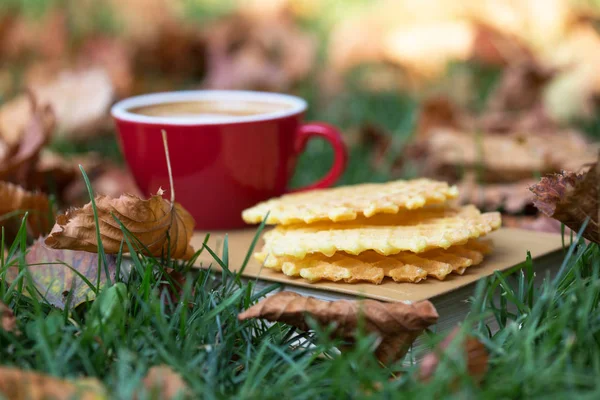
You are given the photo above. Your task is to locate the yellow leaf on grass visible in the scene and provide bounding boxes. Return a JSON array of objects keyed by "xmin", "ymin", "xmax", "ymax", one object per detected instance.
[{"xmin": 45, "ymin": 192, "xmax": 195, "ymax": 260}]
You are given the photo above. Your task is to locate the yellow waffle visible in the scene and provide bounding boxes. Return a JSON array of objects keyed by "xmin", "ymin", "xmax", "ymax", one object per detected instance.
[
  {"xmin": 242, "ymin": 178, "xmax": 459, "ymax": 225},
  {"xmin": 261, "ymin": 205, "xmax": 501, "ymax": 258},
  {"xmin": 255, "ymin": 240, "xmax": 493, "ymax": 284}
]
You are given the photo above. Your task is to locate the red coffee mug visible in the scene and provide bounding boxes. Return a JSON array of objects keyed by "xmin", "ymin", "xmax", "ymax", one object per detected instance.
[{"xmin": 111, "ymin": 90, "xmax": 347, "ymax": 230}]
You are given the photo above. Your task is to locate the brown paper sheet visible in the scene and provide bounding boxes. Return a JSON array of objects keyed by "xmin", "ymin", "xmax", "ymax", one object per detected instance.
[{"xmin": 190, "ymin": 228, "xmax": 565, "ymax": 303}]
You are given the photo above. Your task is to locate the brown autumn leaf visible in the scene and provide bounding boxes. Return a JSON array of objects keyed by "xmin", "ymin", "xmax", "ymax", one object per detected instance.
[
  {"xmin": 0, "ymin": 301, "xmax": 18, "ymax": 334},
  {"xmin": 470, "ymin": 22, "xmax": 533, "ymax": 67},
  {"xmin": 4, "ymin": 239, "xmax": 117, "ymax": 309},
  {"xmin": 486, "ymin": 59, "xmax": 556, "ymax": 114},
  {"xmin": 29, "ymin": 150, "xmax": 104, "ymax": 199},
  {"xmin": 0, "ymin": 181, "xmax": 52, "ymax": 239},
  {"xmin": 134, "ymin": 21, "xmax": 206, "ymax": 82},
  {"xmin": 457, "ymin": 174, "xmax": 536, "ymax": 213},
  {"xmin": 530, "ymin": 161, "xmax": 598, "ymax": 244},
  {"xmin": 0, "ymin": 96, "xmax": 55, "ymax": 184},
  {"xmin": 0, "ymin": 67, "xmax": 114, "ymax": 143},
  {"xmin": 45, "ymin": 191, "xmax": 196, "ymax": 260},
  {"xmin": 78, "ymin": 36, "xmax": 134, "ymax": 98},
  {"xmin": 141, "ymin": 365, "xmax": 190, "ymax": 400},
  {"xmin": 0, "ymin": 8, "xmax": 68, "ymax": 62},
  {"xmin": 424, "ymin": 128, "xmax": 598, "ymax": 182},
  {"xmin": 419, "ymin": 327, "xmax": 489, "ymax": 384},
  {"xmin": 414, "ymin": 96, "xmax": 464, "ymax": 142},
  {"xmin": 502, "ymin": 215, "xmax": 567, "ymax": 235},
  {"xmin": 238, "ymin": 291, "xmax": 438, "ymax": 364},
  {"xmin": 62, "ymin": 164, "xmax": 143, "ymax": 207},
  {"xmin": 0, "ymin": 367, "xmax": 106, "ymax": 400},
  {"xmin": 202, "ymin": 10, "xmax": 315, "ymax": 91}
]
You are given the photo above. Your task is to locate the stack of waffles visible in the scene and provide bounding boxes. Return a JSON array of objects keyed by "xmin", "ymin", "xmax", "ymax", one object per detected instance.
[{"xmin": 242, "ymin": 179, "xmax": 502, "ymax": 284}]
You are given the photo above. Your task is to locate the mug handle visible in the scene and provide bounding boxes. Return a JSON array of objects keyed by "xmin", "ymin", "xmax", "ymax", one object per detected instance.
[{"xmin": 289, "ymin": 122, "xmax": 348, "ymax": 192}]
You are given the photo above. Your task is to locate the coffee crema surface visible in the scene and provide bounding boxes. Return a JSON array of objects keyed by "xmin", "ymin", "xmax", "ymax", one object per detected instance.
[{"xmin": 129, "ymin": 100, "xmax": 293, "ymax": 118}]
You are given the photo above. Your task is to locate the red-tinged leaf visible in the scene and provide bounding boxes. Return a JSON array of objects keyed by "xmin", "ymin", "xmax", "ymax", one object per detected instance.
[
  {"xmin": 5, "ymin": 239, "xmax": 117, "ymax": 309},
  {"xmin": 530, "ymin": 159, "xmax": 598, "ymax": 244}
]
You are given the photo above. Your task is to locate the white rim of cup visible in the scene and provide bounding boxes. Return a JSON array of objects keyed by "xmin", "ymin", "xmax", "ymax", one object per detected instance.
[{"xmin": 110, "ymin": 90, "xmax": 308, "ymax": 125}]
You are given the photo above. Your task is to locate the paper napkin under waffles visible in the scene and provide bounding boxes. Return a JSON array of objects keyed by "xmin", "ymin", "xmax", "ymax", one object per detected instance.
[{"xmin": 242, "ymin": 179, "xmax": 501, "ymax": 284}]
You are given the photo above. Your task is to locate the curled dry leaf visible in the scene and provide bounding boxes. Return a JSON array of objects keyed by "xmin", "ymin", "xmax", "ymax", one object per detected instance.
[
  {"xmin": 142, "ymin": 365, "xmax": 190, "ymax": 400},
  {"xmin": 0, "ymin": 367, "xmax": 106, "ymax": 400},
  {"xmin": 0, "ymin": 301, "xmax": 18, "ymax": 334},
  {"xmin": 45, "ymin": 192, "xmax": 195, "ymax": 260},
  {"xmin": 0, "ymin": 181, "xmax": 52, "ymax": 238},
  {"xmin": 0, "ymin": 67, "xmax": 114, "ymax": 142},
  {"xmin": 238, "ymin": 291, "xmax": 438, "ymax": 364},
  {"xmin": 419, "ymin": 327, "xmax": 489, "ymax": 384},
  {"xmin": 4, "ymin": 239, "xmax": 117, "ymax": 309},
  {"xmin": 0, "ymin": 97, "xmax": 55, "ymax": 184},
  {"xmin": 530, "ymin": 160, "xmax": 598, "ymax": 244}
]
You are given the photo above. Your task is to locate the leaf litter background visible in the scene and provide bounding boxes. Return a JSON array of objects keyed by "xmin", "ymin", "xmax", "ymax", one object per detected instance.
[{"xmin": 0, "ymin": 0, "xmax": 600, "ymax": 398}]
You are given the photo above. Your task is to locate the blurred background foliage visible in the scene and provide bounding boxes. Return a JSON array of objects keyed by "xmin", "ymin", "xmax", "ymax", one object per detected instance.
[{"xmin": 1, "ymin": 0, "xmax": 600, "ymax": 231}]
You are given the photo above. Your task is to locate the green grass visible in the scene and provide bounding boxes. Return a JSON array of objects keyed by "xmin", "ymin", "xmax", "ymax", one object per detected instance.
[{"xmin": 1, "ymin": 200, "xmax": 600, "ymax": 398}]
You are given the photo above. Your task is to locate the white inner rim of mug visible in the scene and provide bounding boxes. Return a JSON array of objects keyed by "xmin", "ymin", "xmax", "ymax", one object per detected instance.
[{"xmin": 110, "ymin": 90, "xmax": 308, "ymax": 125}]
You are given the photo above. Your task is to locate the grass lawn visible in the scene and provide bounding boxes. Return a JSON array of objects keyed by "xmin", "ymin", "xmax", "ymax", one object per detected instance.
[{"xmin": 2, "ymin": 206, "xmax": 599, "ymax": 398}]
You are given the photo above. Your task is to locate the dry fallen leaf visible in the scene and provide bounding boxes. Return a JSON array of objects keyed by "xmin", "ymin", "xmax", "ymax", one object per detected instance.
[
  {"xmin": 0, "ymin": 301, "xmax": 18, "ymax": 334},
  {"xmin": 0, "ymin": 181, "xmax": 52, "ymax": 238},
  {"xmin": 238, "ymin": 291, "xmax": 438, "ymax": 364},
  {"xmin": 457, "ymin": 174, "xmax": 536, "ymax": 213},
  {"xmin": 485, "ymin": 59, "xmax": 555, "ymax": 114},
  {"xmin": 0, "ymin": 67, "xmax": 114, "ymax": 142},
  {"xmin": 202, "ymin": 11, "xmax": 315, "ymax": 91},
  {"xmin": 530, "ymin": 160, "xmax": 598, "ymax": 244},
  {"xmin": 414, "ymin": 97, "xmax": 464, "ymax": 142},
  {"xmin": 62, "ymin": 165, "xmax": 143, "ymax": 207},
  {"xmin": 419, "ymin": 327, "xmax": 489, "ymax": 384},
  {"xmin": 142, "ymin": 365, "xmax": 189, "ymax": 400},
  {"xmin": 502, "ymin": 214, "xmax": 567, "ymax": 235},
  {"xmin": 30, "ymin": 150, "xmax": 104, "ymax": 199},
  {"xmin": 0, "ymin": 97, "xmax": 55, "ymax": 184},
  {"xmin": 4, "ymin": 239, "xmax": 117, "ymax": 309},
  {"xmin": 78, "ymin": 36, "xmax": 134, "ymax": 98},
  {"xmin": 0, "ymin": 8, "xmax": 68, "ymax": 62},
  {"xmin": 469, "ymin": 22, "xmax": 533, "ymax": 67},
  {"xmin": 0, "ymin": 367, "xmax": 106, "ymax": 400},
  {"xmin": 424, "ymin": 128, "xmax": 597, "ymax": 182},
  {"xmin": 45, "ymin": 191, "xmax": 195, "ymax": 260}
]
